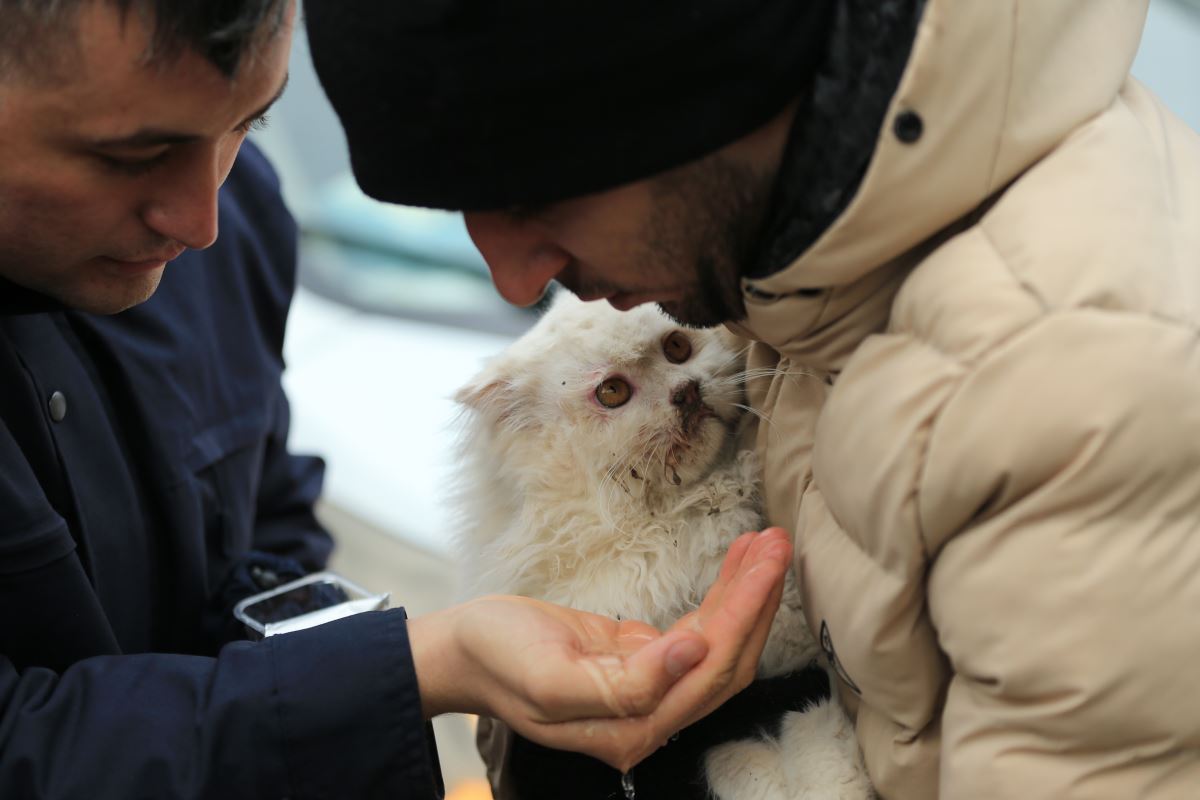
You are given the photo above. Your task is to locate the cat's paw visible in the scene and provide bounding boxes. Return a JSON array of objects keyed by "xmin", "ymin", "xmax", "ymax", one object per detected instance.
[
  {"xmin": 779, "ymin": 697, "xmax": 875, "ymax": 799},
  {"xmin": 704, "ymin": 736, "xmax": 790, "ymax": 800}
]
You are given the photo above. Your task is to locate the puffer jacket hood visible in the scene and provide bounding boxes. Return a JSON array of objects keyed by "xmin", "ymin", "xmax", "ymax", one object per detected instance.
[
  {"xmin": 737, "ymin": 0, "xmax": 1150, "ymax": 350},
  {"xmin": 729, "ymin": 1, "xmax": 1200, "ymax": 797}
]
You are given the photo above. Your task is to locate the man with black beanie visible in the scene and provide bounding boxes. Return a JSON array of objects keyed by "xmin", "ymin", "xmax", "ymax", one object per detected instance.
[{"xmin": 307, "ymin": 0, "xmax": 1200, "ymax": 798}]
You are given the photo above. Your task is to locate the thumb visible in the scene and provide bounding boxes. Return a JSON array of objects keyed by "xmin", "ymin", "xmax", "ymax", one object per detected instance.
[
  {"xmin": 591, "ymin": 630, "xmax": 709, "ymax": 717},
  {"xmin": 662, "ymin": 633, "xmax": 709, "ymax": 678}
]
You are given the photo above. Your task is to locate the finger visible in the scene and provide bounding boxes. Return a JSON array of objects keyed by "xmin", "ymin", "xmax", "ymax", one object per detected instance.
[
  {"xmin": 710, "ymin": 530, "xmax": 791, "ymax": 626},
  {"xmin": 672, "ymin": 531, "xmax": 790, "ymax": 685},
  {"xmin": 717, "ymin": 529, "xmax": 757, "ymax": 583},
  {"xmin": 671, "ymin": 531, "xmax": 759, "ymax": 636},
  {"xmin": 600, "ymin": 628, "xmax": 710, "ymax": 714},
  {"xmin": 580, "ymin": 629, "xmax": 710, "ymax": 717},
  {"xmin": 636, "ymin": 533, "xmax": 792, "ymax": 734},
  {"xmin": 675, "ymin": 542, "xmax": 790, "ymax": 730},
  {"xmin": 677, "ymin": 528, "xmax": 789, "ymax": 635}
]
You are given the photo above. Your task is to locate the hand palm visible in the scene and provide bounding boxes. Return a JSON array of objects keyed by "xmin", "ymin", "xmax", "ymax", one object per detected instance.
[{"xmin": 457, "ymin": 529, "xmax": 792, "ymax": 771}]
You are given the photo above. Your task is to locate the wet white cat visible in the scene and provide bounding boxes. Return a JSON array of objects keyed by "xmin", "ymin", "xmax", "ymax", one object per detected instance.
[{"xmin": 454, "ymin": 292, "xmax": 872, "ymax": 800}]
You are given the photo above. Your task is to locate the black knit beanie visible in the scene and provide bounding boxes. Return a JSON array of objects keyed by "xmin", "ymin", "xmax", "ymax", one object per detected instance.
[{"xmin": 304, "ymin": 0, "xmax": 835, "ymax": 211}]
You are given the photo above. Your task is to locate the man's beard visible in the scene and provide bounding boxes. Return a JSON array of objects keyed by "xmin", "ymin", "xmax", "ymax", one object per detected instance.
[
  {"xmin": 656, "ymin": 252, "xmax": 746, "ymax": 328},
  {"xmin": 647, "ymin": 153, "xmax": 775, "ymax": 328}
]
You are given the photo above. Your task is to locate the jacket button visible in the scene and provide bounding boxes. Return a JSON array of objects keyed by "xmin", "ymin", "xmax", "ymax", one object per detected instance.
[
  {"xmin": 893, "ymin": 110, "xmax": 924, "ymax": 143},
  {"xmin": 48, "ymin": 391, "xmax": 68, "ymax": 423}
]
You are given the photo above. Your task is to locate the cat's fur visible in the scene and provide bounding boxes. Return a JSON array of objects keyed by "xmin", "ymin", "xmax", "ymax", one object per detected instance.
[{"xmin": 454, "ymin": 292, "xmax": 873, "ymax": 799}]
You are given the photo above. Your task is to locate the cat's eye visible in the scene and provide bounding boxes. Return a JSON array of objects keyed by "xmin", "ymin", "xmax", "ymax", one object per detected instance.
[
  {"xmin": 663, "ymin": 331, "xmax": 693, "ymax": 364},
  {"xmin": 595, "ymin": 377, "xmax": 632, "ymax": 409}
]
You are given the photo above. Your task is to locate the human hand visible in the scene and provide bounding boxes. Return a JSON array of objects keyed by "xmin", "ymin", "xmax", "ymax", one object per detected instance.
[{"xmin": 407, "ymin": 527, "xmax": 792, "ymax": 771}]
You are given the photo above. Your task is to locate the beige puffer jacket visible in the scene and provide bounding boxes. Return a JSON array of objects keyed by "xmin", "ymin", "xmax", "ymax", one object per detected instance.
[{"xmin": 731, "ymin": 1, "xmax": 1200, "ymax": 797}]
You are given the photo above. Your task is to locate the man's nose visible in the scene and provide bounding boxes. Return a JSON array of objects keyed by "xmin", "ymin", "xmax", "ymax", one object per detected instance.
[
  {"xmin": 463, "ymin": 211, "xmax": 571, "ymax": 307},
  {"xmin": 141, "ymin": 144, "xmax": 231, "ymax": 251}
]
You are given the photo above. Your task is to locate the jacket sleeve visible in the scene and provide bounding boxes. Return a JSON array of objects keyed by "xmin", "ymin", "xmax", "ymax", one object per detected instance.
[
  {"xmin": 919, "ymin": 311, "xmax": 1200, "ymax": 797},
  {"xmin": 0, "ymin": 608, "xmax": 442, "ymax": 800}
]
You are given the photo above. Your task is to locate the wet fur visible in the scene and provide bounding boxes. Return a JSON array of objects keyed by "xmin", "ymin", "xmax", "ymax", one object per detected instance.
[{"xmin": 454, "ymin": 293, "xmax": 872, "ymax": 799}]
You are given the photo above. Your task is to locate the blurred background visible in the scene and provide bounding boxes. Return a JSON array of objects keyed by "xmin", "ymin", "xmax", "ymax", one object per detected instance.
[{"xmin": 252, "ymin": 2, "xmax": 1200, "ymax": 797}]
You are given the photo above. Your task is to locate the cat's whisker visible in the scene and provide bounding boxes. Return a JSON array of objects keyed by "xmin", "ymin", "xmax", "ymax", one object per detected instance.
[
  {"xmin": 635, "ymin": 447, "xmax": 657, "ymax": 478},
  {"xmin": 642, "ymin": 435, "xmax": 679, "ymax": 484},
  {"xmin": 642, "ymin": 439, "xmax": 667, "ymax": 476},
  {"xmin": 721, "ymin": 368, "xmax": 819, "ymax": 388},
  {"xmin": 729, "ymin": 367, "xmax": 814, "ymax": 380},
  {"xmin": 733, "ymin": 402, "xmax": 776, "ymax": 429},
  {"xmin": 602, "ymin": 458, "xmax": 627, "ymax": 486},
  {"xmin": 599, "ymin": 459, "xmax": 635, "ymax": 512},
  {"xmin": 713, "ymin": 342, "xmax": 754, "ymax": 374},
  {"xmin": 711, "ymin": 370, "xmax": 775, "ymax": 388}
]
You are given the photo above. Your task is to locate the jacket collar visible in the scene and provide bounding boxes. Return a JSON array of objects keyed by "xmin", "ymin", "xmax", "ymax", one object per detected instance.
[{"xmin": 0, "ymin": 277, "xmax": 65, "ymax": 316}]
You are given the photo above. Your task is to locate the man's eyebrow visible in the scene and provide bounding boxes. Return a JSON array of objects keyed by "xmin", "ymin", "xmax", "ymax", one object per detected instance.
[{"xmin": 87, "ymin": 73, "xmax": 290, "ymax": 149}]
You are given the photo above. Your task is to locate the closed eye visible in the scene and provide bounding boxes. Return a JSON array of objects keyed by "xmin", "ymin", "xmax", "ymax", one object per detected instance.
[
  {"xmin": 95, "ymin": 150, "xmax": 169, "ymax": 176},
  {"xmin": 236, "ymin": 112, "xmax": 271, "ymax": 134}
]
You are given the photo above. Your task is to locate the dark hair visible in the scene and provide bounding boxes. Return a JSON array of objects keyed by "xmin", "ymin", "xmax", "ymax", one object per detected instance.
[{"xmin": 0, "ymin": 0, "xmax": 289, "ymax": 79}]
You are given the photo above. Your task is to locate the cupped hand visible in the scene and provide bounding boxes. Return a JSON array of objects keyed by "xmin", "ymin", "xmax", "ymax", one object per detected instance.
[{"xmin": 408, "ymin": 527, "xmax": 793, "ymax": 771}]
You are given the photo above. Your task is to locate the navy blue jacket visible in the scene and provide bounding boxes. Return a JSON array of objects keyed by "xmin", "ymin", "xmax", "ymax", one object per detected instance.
[{"xmin": 0, "ymin": 144, "xmax": 441, "ymax": 799}]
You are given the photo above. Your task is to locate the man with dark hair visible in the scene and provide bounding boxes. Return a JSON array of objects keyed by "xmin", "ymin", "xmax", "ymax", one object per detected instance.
[
  {"xmin": 0, "ymin": 1, "xmax": 796, "ymax": 797},
  {"xmin": 0, "ymin": 0, "xmax": 289, "ymax": 79},
  {"xmin": 305, "ymin": 0, "xmax": 1200, "ymax": 798}
]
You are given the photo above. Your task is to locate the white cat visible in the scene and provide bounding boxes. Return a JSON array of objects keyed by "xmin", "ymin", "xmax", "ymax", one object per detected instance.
[{"xmin": 453, "ymin": 291, "xmax": 873, "ymax": 800}]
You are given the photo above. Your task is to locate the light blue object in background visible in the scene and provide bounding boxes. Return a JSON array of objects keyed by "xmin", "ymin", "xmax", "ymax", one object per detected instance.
[
  {"xmin": 304, "ymin": 175, "xmax": 490, "ymax": 277},
  {"xmin": 1132, "ymin": 0, "xmax": 1200, "ymax": 132}
]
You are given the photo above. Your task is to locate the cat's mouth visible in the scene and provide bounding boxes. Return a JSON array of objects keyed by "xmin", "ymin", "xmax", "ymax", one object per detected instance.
[
  {"xmin": 679, "ymin": 404, "xmax": 716, "ymax": 438},
  {"xmin": 661, "ymin": 404, "xmax": 725, "ymax": 485}
]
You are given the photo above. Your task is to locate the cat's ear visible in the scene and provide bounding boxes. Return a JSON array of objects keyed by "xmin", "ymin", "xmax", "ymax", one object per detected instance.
[
  {"xmin": 455, "ymin": 357, "xmax": 535, "ymax": 428},
  {"xmin": 455, "ymin": 373, "xmax": 510, "ymax": 410}
]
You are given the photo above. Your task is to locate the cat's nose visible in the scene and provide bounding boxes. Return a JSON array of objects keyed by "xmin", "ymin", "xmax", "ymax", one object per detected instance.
[{"xmin": 671, "ymin": 380, "xmax": 701, "ymax": 410}]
